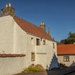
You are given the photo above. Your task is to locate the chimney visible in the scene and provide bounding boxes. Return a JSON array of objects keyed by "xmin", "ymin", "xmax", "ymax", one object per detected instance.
[
  {"xmin": 1, "ymin": 3, "xmax": 15, "ymax": 16},
  {"xmin": 40, "ymin": 21, "xmax": 46, "ymax": 31},
  {"xmin": 48, "ymin": 27, "xmax": 50, "ymax": 35}
]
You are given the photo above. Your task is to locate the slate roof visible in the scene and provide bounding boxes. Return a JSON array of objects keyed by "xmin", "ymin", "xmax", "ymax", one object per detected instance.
[
  {"xmin": 13, "ymin": 16, "xmax": 53, "ymax": 41},
  {"xmin": 57, "ymin": 44, "xmax": 75, "ymax": 55}
]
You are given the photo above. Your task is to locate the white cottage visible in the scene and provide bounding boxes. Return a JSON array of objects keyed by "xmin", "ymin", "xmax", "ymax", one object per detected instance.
[
  {"xmin": 0, "ymin": 3, "xmax": 58, "ymax": 75},
  {"xmin": 57, "ymin": 44, "xmax": 75, "ymax": 66}
]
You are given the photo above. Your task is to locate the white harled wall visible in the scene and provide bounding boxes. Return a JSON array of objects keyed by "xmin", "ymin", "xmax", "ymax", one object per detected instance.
[
  {"xmin": 0, "ymin": 15, "xmax": 58, "ymax": 75},
  {"xmin": 0, "ymin": 16, "xmax": 26, "ymax": 75},
  {"xmin": 0, "ymin": 57, "xmax": 26, "ymax": 75},
  {"xmin": 0, "ymin": 16, "xmax": 14, "ymax": 54},
  {"xmin": 36, "ymin": 40, "xmax": 57, "ymax": 69}
]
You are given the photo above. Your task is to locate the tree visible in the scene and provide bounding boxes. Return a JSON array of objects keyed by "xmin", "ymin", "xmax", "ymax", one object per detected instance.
[
  {"xmin": 60, "ymin": 39, "xmax": 66, "ymax": 44},
  {"xmin": 65, "ymin": 32, "xmax": 75, "ymax": 44},
  {"xmin": 60, "ymin": 32, "xmax": 75, "ymax": 44}
]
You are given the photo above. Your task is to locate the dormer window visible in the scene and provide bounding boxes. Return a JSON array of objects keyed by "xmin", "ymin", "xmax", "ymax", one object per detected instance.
[{"xmin": 36, "ymin": 38, "xmax": 40, "ymax": 45}]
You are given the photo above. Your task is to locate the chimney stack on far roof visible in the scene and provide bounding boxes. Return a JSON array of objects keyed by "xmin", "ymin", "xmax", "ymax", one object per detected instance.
[{"xmin": 40, "ymin": 21, "xmax": 46, "ymax": 31}]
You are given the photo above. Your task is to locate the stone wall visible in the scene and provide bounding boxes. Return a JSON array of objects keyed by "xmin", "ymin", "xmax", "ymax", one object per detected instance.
[{"xmin": 0, "ymin": 57, "xmax": 26, "ymax": 75}]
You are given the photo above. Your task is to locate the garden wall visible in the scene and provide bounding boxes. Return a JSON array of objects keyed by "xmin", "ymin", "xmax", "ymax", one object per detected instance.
[{"xmin": 0, "ymin": 56, "xmax": 26, "ymax": 75}]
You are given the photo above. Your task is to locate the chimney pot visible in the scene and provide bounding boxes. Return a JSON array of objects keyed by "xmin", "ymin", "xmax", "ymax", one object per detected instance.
[
  {"xmin": 6, "ymin": 4, "xmax": 9, "ymax": 8},
  {"xmin": 40, "ymin": 22, "xmax": 45, "ymax": 26},
  {"xmin": 9, "ymin": 3, "xmax": 11, "ymax": 7},
  {"xmin": 40, "ymin": 21, "xmax": 46, "ymax": 31}
]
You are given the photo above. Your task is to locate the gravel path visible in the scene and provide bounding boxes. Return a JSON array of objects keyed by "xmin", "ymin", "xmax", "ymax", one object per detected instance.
[
  {"xmin": 15, "ymin": 71, "xmax": 47, "ymax": 75},
  {"xmin": 15, "ymin": 66, "xmax": 75, "ymax": 75}
]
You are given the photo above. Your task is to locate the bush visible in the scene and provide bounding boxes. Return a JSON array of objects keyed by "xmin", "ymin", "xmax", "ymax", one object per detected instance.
[
  {"xmin": 29, "ymin": 67, "xmax": 39, "ymax": 72},
  {"xmin": 22, "ymin": 64, "xmax": 45, "ymax": 73},
  {"xmin": 58, "ymin": 63, "xmax": 68, "ymax": 69}
]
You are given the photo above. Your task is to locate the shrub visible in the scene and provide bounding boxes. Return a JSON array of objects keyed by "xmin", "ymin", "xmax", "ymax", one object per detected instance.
[
  {"xmin": 29, "ymin": 67, "xmax": 39, "ymax": 72},
  {"xmin": 22, "ymin": 64, "xmax": 45, "ymax": 73}
]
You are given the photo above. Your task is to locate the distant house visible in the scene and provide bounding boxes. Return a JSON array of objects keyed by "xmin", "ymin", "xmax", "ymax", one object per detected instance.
[
  {"xmin": 57, "ymin": 44, "xmax": 75, "ymax": 66},
  {"xmin": 0, "ymin": 3, "xmax": 58, "ymax": 75}
]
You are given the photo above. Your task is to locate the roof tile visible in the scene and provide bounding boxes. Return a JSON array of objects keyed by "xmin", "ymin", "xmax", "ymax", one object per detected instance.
[
  {"xmin": 13, "ymin": 16, "xmax": 53, "ymax": 41},
  {"xmin": 57, "ymin": 44, "xmax": 75, "ymax": 55}
]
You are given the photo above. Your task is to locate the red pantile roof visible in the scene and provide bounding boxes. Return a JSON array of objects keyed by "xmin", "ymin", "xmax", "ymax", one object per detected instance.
[
  {"xmin": 13, "ymin": 16, "xmax": 53, "ymax": 41},
  {"xmin": 57, "ymin": 44, "xmax": 75, "ymax": 55},
  {"xmin": 0, "ymin": 54, "xmax": 25, "ymax": 57}
]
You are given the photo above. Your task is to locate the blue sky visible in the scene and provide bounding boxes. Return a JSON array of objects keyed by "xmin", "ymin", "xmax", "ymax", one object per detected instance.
[{"xmin": 0, "ymin": 0, "xmax": 75, "ymax": 42}]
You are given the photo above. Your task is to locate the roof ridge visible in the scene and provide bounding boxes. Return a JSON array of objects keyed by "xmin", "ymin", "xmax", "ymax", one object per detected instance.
[{"xmin": 58, "ymin": 44, "xmax": 75, "ymax": 46}]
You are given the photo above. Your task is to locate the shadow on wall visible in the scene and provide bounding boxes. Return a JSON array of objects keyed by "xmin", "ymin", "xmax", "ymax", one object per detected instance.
[
  {"xmin": 46, "ymin": 54, "xmax": 59, "ymax": 75},
  {"xmin": 49, "ymin": 54, "xmax": 58, "ymax": 70}
]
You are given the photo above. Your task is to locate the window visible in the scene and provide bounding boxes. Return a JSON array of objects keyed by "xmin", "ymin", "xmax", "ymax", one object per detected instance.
[
  {"xmin": 53, "ymin": 43, "xmax": 55, "ymax": 49},
  {"xmin": 43, "ymin": 40, "xmax": 46, "ymax": 45},
  {"xmin": 31, "ymin": 52, "xmax": 35, "ymax": 61},
  {"xmin": 36, "ymin": 38, "xmax": 40, "ymax": 45},
  {"xmin": 63, "ymin": 56, "xmax": 70, "ymax": 62}
]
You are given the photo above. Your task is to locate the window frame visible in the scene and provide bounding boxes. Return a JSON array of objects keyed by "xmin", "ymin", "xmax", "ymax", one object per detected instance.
[
  {"xmin": 31, "ymin": 52, "xmax": 35, "ymax": 61},
  {"xmin": 63, "ymin": 56, "xmax": 70, "ymax": 62},
  {"xmin": 36, "ymin": 38, "xmax": 40, "ymax": 45},
  {"xmin": 43, "ymin": 40, "xmax": 46, "ymax": 45}
]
